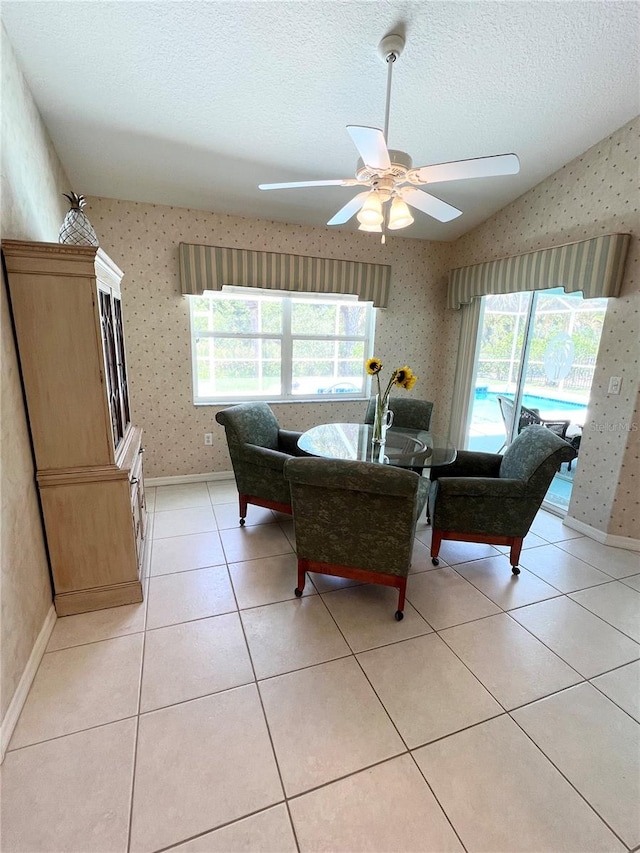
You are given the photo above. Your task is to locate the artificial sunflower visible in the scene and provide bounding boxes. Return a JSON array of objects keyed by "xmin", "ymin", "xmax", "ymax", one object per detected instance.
[
  {"xmin": 365, "ymin": 358, "xmax": 418, "ymax": 439},
  {"xmin": 366, "ymin": 357, "xmax": 383, "ymax": 376}
]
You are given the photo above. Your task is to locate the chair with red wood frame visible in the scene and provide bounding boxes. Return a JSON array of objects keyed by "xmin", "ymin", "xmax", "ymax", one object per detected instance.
[
  {"xmin": 429, "ymin": 425, "xmax": 576, "ymax": 575},
  {"xmin": 215, "ymin": 402, "xmax": 307, "ymax": 526},
  {"xmin": 284, "ymin": 457, "xmax": 428, "ymax": 620}
]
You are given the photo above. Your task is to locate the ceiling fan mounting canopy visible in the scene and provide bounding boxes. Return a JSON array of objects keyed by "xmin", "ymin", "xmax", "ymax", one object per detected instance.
[{"xmin": 258, "ymin": 33, "xmax": 520, "ymax": 237}]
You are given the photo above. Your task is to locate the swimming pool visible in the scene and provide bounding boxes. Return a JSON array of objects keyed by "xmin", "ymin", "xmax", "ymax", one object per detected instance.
[{"xmin": 478, "ymin": 391, "xmax": 587, "ymax": 413}]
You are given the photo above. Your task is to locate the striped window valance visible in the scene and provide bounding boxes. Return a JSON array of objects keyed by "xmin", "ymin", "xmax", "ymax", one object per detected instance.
[
  {"xmin": 448, "ymin": 233, "xmax": 630, "ymax": 310},
  {"xmin": 179, "ymin": 243, "xmax": 391, "ymax": 307}
]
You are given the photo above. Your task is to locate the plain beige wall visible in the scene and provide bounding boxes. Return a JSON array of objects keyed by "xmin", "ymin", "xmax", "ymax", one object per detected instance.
[{"xmin": 0, "ymin": 26, "xmax": 69, "ymax": 726}]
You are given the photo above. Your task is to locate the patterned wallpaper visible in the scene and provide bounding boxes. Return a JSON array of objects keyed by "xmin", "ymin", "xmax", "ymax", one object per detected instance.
[
  {"xmin": 0, "ymin": 25, "xmax": 68, "ymax": 725},
  {"xmin": 87, "ymin": 198, "xmax": 455, "ymax": 479},
  {"xmin": 452, "ymin": 117, "xmax": 639, "ymax": 539}
]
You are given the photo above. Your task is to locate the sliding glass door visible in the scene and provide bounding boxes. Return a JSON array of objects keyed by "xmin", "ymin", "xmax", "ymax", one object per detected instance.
[{"xmin": 466, "ymin": 288, "xmax": 607, "ymax": 510}]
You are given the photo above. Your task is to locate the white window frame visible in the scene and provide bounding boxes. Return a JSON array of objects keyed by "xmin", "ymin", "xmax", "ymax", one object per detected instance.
[{"xmin": 189, "ymin": 287, "xmax": 376, "ymax": 405}]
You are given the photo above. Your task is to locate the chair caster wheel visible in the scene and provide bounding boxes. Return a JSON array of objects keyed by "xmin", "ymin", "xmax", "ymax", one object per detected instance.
[
  {"xmin": 239, "ymin": 518, "xmax": 245, "ymax": 527},
  {"xmin": 431, "ymin": 557, "xmax": 439, "ymax": 566},
  {"xmin": 395, "ymin": 610, "xmax": 404, "ymax": 621},
  {"xmin": 294, "ymin": 588, "xmax": 303, "ymax": 597},
  {"xmin": 512, "ymin": 566, "xmax": 521, "ymax": 575}
]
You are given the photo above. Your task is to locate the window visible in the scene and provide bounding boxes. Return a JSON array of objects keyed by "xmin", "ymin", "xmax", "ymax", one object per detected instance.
[{"xmin": 189, "ymin": 288, "xmax": 375, "ymax": 404}]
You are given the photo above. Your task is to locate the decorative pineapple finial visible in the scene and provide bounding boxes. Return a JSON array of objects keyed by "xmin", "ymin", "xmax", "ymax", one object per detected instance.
[{"xmin": 59, "ymin": 191, "xmax": 99, "ymax": 247}]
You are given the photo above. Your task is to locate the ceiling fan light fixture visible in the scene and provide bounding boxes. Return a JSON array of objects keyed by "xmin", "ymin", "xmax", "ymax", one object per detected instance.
[
  {"xmin": 358, "ymin": 222, "xmax": 382, "ymax": 233},
  {"xmin": 356, "ymin": 191, "xmax": 384, "ymax": 227},
  {"xmin": 387, "ymin": 196, "xmax": 414, "ymax": 230}
]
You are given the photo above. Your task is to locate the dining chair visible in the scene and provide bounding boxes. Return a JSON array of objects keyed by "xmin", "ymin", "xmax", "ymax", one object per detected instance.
[
  {"xmin": 428, "ymin": 425, "xmax": 577, "ymax": 574},
  {"xmin": 215, "ymin": 402, "xmax": 307, "ymax": 525},
  {"xmin": 284, "ymin": 457, "xmax": 429, "ymax": 620},
  {"xmin": 364, "ymin": 396, "xmax": 434, "ymax": 431}
]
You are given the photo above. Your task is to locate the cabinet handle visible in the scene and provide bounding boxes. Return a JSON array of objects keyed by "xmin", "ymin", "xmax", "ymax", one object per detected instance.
[{"xmin": 130, "ymin": 477, "xmax": 139, "ymax": 485}]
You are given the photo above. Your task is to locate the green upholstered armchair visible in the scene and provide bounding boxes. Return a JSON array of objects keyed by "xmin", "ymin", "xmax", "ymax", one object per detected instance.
[
  {"xmin": 215, "ymin": 402, "xmax": 307, "ymax": 526},
  {"xmin": 364, "ymin": 396, "xmax": 434, "ymax": 431},
  {"xmin": 429, "ymin": 425, "xmax": 577, "ymax": 574},
  {"xmin": 284, "ymin": 457, "xmax": 429, "ymax": 620}
]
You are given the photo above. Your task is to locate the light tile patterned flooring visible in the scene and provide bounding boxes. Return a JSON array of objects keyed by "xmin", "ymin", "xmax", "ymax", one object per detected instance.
[{"xmin": 2, "ymin": 479, "xmax": 640, "ymax": 852}]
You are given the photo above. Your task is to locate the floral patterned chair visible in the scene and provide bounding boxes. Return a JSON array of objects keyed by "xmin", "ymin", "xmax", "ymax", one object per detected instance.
[
  {"xmin": 364, "ymin": 396, "xmax": 434, "ymax": 431},
  {"xmin": 284, "ymin": 457, "xmax": 429, "ymax": 620},
  {"xmin": 429, "ymin": 425, "xmax": 577, "ymax": 574},
  {"xmin": 215, "ymin": 402, "xmax": 307, "ymax": 526}
]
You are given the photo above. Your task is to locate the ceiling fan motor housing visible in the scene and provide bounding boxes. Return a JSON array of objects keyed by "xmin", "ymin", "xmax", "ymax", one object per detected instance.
[{"xmin": 355, "ymin": 149, "xmax": 413, "ymax": 182}]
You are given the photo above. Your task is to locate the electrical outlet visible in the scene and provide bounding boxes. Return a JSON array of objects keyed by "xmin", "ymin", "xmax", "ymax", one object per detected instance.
[
  {"xmin": 607, "ymin": 376, "xmax": 622, "ymax": 395},
  {"xmin": 204, "ymin": 433, "xmax": 213, "ymax": 446}
]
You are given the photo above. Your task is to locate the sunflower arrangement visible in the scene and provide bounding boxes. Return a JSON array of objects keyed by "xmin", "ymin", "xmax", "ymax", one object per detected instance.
[{"xmin": 366, "ymin": 357, "xmax": 417, "ymax": 440}]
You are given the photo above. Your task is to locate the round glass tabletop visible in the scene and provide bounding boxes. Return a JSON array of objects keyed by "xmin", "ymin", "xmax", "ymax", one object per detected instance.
[{"xmin": 298, "ymin": 423, "xmax": 457, "ymax": 469}]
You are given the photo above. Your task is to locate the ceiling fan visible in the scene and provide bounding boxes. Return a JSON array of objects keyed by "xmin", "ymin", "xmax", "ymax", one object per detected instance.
[{"xmin": 259, "ymin": 34, "xmax": 520, "ymax": 241}]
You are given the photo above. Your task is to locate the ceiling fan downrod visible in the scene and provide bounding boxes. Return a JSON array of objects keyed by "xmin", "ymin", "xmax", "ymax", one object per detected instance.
[{"xmin": 379, "ymin": 34, "xmax": 404, "ymax": 143}]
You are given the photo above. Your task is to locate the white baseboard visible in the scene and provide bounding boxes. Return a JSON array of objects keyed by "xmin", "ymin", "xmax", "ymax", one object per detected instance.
[
  {"xmin": 563, "ymin": 516, "xmax": 640, "ymax": 551},
  {"xmin": 1, "ymin": 604, "xmax": 57, "ymax": 762},
  {"xmin": 145, "ymin": 471, "xmax": 234, "ymax": 487}
]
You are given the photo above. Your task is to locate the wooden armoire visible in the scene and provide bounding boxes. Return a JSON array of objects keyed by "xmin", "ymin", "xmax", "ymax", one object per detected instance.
[{"xmin": 3, "ymin": 240, "xmax": 146, "ymax": 615}]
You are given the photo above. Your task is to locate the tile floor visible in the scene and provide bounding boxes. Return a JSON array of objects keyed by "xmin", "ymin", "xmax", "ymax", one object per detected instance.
[{"xmin": 2, "ymin": 479, "xmax": 640, "ymax": 852}]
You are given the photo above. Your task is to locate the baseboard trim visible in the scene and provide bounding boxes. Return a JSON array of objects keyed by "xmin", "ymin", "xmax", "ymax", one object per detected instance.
[
  {"xmin": 145, "ymin": 471, "xmax": 234, "ymax": 487},
  {"xmin": 563, "ymin": 516, "xmax": 640, "ymax": 551},
  {"xmin": 0, "ymin": 604, "xmax": 57, "ymax": 762}
]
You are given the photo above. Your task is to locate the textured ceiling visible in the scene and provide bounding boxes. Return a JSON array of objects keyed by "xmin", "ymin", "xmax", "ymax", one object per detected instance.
[{"xmin": 3, "ymin": 1, "xmax": 639, "ymax": 240}]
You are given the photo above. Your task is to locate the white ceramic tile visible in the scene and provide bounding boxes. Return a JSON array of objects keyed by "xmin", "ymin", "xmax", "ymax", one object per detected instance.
[
  {"xmin": 168, "ymin": 805, "xmax": 297, "ymax": 852},
  {"xmin": 440, "ymin": 613, "xmax": 581, "ymax": 709},
  {"xmin": 570, "ymin": 581, "xmax": 640, "ymax": 641},
  {"xmin": 289, "ymin": 754, "xmax": 464, "ymax": 853},
  {"xmin": 240, "ymin": 596, "xmax": 350, "ymax": 679},
  {"xmin": 530, "ymin": 511, "xmax": 584, "ymax": 542},
  {"xmin": 1, "ymin": 719, "xmax": 136, "ymax": 853},
  {"xmin": 153, "ymin": 506, "xmax": 217, "ymax": 539},
  {"xmin": 410, "ymin": 537, "xmax": 442, "ymax": 573},
  {"xmin": 213, "ymin": 501, "xmax": 276, "ymax": 529},
  {"xmin": 10, "ymin": 634, "xmax": 143, "ymax": 749},
  {"xmin": 413, "ymin": 715, "xmax": 625, "ymax": 853},
  {"xmin": 146, "ymin": 565, "xmax": 236, "ymax": 630},
  {"xmin": 150, "ymin": 530, "xmax": 226, "ymax": 576},
  {"xmin": 47, "ymin": 602, "xmax": 145, "ymax": 651},
  {"xmin": 358, "ymin": 633, "xmax": 502, "ymax": 747},
  {"xmin": 278, "ymin": 518, "xmax": 296, "ymax": 547},
  {"xmin": 322, "ymin": 584, "xmax": 432, "ymax": 652},
  {"xmin": 591, "ymin": 660, "xmax": 640, "ymax": 722},
  {"xmin": 518, "ymin": 543, "xmax": 613, "ymax": 592},
  {"xmin": 259, "ymin": 657, "xmax": 404, "ymax": 796},
  {"xmin": 455, "ymin": 555, "xmax": 561, "ymax": 609},
  {"xmin": 435, "ymin": 540, "xmax": 501, "ymax": 565},
  {"xmin": 155, "ymin": 483, "xmax": 212, "ymax": 511},
  {"xmin": 229, "ymin": 552, "xmax": 315, "ymax": 609},
  {"xmin": 140, "ymin": 613, "xmax": 253, "ymax": 712},
  {"xmin": 494, "ymin": 530, "xmax": 548, "ymax": 552},
  {"xmin": 511, "ymin": 596, "xmax": 640, "ymax": 678},
  {"xmin": 307, "ymin": 571, "xmax": 361, "ymax": 592},
  {"xmin": 513, "ymin": 683, "xmax": 640, "ymax": 848},
  {"xmin": 220, "ymin": 524, "xmax": 293, "ymax": 563},
  {"xmin": 622, "ymin": 573, "xmax": 640, "ymax": 592},
  {"xmin": 407, "ymin": 567, "xmax": 500, "ymax": 630},
  {"xmin": 557, "ymin": 536, "xmax": 640, "ymax": 578},
  {"xmin": 130, "ymin": 686, "xmax": 283, "ymax": 853},
  {"xmin": 206, "ymin": 479, "xmax": 240, "ymax": 505}
]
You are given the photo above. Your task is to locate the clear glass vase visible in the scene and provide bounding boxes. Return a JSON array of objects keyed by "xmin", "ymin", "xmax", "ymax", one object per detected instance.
[{"xmin": 372, "ymin": 394, "xmax": 393, "ymax": 445}]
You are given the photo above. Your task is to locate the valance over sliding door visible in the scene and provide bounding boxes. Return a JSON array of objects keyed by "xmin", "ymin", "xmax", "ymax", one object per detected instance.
[{"xmin": 179, "ymin": 243, "xmax": 391, "ymax": 307}]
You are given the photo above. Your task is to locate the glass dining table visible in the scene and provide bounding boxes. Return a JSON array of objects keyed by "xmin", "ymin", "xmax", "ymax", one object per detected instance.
[{"xmin": 297, "ymin": 423, "xmax": 457, "ymax": 469}]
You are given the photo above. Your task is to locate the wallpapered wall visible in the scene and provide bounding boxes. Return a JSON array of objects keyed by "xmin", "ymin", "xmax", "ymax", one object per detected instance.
[
  {"xmin": 452, "ymin": 117, "xmax": 639, "ymax": 539},
  {"xmin": 0, "ymin": 26, "xmax": 69, "ymax": 726},
  {"xmin": 87, "ymin": 199, "xmax": 457, "ymax": 479}
]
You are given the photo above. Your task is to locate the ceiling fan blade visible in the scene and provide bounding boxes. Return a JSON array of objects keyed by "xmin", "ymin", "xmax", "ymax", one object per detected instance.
[
  {"xmin": 327, "ymin": 191, "xmax": 371, "ymax": 226},
  {"xmin": 259, "ymin": 179, "xmax": 356, "ymax": 190},
  {"xmin": 347, "ymin": 126, "xmax": 391, "ymax": 171},
  {"xmin": 401, "ymin": 187, "xmax": 463, "ymax": 223},
  {"xmin": 412, "ymin": 153, "xmax": 520, "ymax": 185}
]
